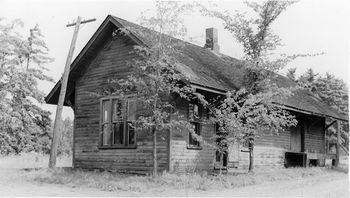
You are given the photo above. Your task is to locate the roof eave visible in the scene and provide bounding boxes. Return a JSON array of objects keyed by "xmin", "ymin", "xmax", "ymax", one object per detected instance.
[{"xmin": 45, "ymin": 15, "xmax": 148, "ymax": 105}]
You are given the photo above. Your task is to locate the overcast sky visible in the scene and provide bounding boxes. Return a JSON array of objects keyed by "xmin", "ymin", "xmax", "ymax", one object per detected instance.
[{"xmin": 1, "ymin": 0, "xmax": 349, "ymax": 119}]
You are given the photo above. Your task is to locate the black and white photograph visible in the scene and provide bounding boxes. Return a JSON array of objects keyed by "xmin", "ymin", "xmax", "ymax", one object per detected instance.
[{"xmin": 0, "ymin": 0, "xmax": 349, "ymax": 197}]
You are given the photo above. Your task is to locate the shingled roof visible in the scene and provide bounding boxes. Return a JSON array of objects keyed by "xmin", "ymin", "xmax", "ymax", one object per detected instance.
[{"xmin": 45, "ymin": 15, "xmax": 348, "ymax": 121}]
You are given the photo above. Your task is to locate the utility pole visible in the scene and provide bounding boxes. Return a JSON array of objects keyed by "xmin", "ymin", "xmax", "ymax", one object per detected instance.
[{"xmin": 49, "ymin": 16, "xmax": 96, "ymax": 168}]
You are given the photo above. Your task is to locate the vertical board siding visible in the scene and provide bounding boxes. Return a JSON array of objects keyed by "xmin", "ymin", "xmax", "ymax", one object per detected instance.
[
  {"xmin": 74, "ymin": 36, "xmax": 169, "ymax": 173},
  {"xmin": 305, "ymin": 116, "xmax": 325, "ymax": 153}
]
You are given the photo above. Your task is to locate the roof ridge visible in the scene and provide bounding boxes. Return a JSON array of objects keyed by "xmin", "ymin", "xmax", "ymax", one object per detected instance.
[{"xmin": 110, "ymin": 15, "xmax": 239, "ymax": 62}]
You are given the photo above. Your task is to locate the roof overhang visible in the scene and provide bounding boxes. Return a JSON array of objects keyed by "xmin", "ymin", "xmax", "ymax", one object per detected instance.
[
  {"xmin": 192, "ymin": 82, "xmax": 348, "ymax": 122},
  {"xmin": 45, "ymin": 15, "xmax": 348, "ymax": 123},
  {"xmin": 45, "ymin": 15, "xmax": 147, "ymax": 106}
]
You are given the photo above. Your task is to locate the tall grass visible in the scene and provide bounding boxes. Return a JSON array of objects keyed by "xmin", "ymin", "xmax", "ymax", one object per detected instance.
[{"xmin": 23, "ymin": 167, "xmax": 341, "ymax": 193}]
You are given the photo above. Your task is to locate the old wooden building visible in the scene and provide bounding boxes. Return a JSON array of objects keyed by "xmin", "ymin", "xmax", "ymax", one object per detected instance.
[{"xmin": 46, "ymin": 15, "xmax": 348, "ymax": 173}]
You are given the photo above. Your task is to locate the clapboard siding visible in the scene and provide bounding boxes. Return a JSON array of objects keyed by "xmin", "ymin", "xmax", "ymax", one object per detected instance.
[
  {"xmin": 170, "ymin": 98, "xmax": 216, "ymax": 173},
  {"xmin": 238, "ymin": 146, "xmax": 286, "ymax": 169},
  {"xmin": 236, "ymin": 130, "xmax": 291, "ymax": 170},
  {"xmin": 73, "ymin": 31, "xmax": 327, "ymax": 173},
  {"xmin": 242, "ymin": 114, "xmax": 326, "ymax": 169},
  {"xmin": 73, "ymin": 35, "xmax": 169, "ymax": 173},
  {"xmin": 255, "ymin": 129, "xmax": 291, "ymax": 149}
]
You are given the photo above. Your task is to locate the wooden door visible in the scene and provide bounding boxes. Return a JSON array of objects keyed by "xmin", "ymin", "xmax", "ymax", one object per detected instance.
[{"xmin": 290, "ymin": 123, "xmax": 302, "ymax": 152}]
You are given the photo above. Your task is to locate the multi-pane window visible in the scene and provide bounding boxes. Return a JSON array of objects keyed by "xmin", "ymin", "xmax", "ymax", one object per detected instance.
[
  {"xmin": 188, "ymin": 103, "xmax": 202, "ymax": 148},
  {"xmin": 100, "ymin": 97, "xmax": 136, "ymax": 148}
]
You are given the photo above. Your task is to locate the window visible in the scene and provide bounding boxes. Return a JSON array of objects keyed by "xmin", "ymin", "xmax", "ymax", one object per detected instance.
[
  {"xmin": 100, "ymin": 97, "xmax": 137, "ymax": 148},
  {"xmin": 188, "ymin": 103, "xmax": 202, "ymax": 149}
]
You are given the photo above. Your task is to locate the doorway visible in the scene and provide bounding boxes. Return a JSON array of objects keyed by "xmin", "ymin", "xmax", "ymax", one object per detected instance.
[{"xmin": 290, "ymin": 117, "xmax": 305, "ymax": 152}]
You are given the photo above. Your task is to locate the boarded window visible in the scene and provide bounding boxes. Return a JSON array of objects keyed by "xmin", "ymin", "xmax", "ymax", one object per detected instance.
[{"xmin": 100, "ymin": 98, "xmax": 137, "ymax": 148}]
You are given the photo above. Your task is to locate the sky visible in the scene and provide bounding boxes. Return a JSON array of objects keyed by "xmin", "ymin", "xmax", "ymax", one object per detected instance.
[{"xmin": 1, "ymin": 0, "xmax": 349, "ymax": 119}]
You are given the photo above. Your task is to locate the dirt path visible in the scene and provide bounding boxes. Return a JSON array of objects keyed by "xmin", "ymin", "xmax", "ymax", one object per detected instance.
[
  {"xmin": 0, "ymin": 168, "xmax": 348, "ymax": 197},
  {"xmin": 193, "ymin": 173, "xmax": 349, "ymax": 197}
]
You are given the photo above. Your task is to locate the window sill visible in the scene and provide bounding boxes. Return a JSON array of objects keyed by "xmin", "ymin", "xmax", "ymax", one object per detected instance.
[
  {"xmin": 187, "ymin": 145, "xmax": 202, "ymax": 150},
  {"xmin": 98, "ymin": 145, "xmax": 137, "ymax": 149}
]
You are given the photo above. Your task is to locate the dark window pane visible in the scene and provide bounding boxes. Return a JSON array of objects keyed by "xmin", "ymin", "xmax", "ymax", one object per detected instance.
[
  {"xmin": 102, "ymin": 124, "xmax": 111, "ymax": 146},
  {"xmin": 216, "ymin": 150, "xmax": 221, "ymax": 162},
  {"xmin": 128, "ymin": 100, "xmax": 137, "ymax": 121},
  {"xmin": 189, "ymin": 103, "xmax": 201, "ymax": 121},
  {"xmin": 189, "ymin": 122, "xmax": 200, "ymax": 147},
  {"xmin": 112, "ymin": 100, "xmax": 124, "ymax": 122},
  {"xmin": 128, "ymin": 121, "xmax": 135, "ymax": 145},
  {"xmin": 113, "ymin": 122, "xmax": 124, "ymax": 145},
  {"xmin": 223, "ymin": 151, "xmax": 228, "ymax": 167}
]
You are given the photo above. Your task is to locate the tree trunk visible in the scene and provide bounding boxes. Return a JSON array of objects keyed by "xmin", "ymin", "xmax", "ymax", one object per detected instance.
[
  {"xmin": 248, "ymin": 140, "xmax": 254, "ymax": 172},
  {"xmin": 219, "ymin": 152, "xmax": 223, "ymax": 176},
  {"xmin": 152, "ymin": 126, "xmax": 158, "ymax": 177}
]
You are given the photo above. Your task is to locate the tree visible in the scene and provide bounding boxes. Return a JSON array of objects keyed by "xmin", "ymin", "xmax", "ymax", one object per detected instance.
[
  {"xmin": 56, "ymin": 117, "xmax": 73, "ymax": 156},
  {"xmin": 101, "ymin": 1, "xmax": 199, "ymax": 177},
  {"xmin": 0, "ymin": 18, "xmax": 53, "ymax": 155},
  {"xmin": 286, "ymin": 68, "xmax": 296, "ymax": 82},
  {"xmin": 288, "ymin": 69, "xmax": 349, "ymax": 153},
  {"xmin": 201, "ymin": 1, "xmax": 299, "ymax": 172}
]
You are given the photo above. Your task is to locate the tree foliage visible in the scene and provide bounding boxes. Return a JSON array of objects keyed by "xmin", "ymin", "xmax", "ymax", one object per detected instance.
[
  {"xmin": 56, "ymin": 117, "xmax": 73, "ymax": 156},
  {"xmin": 287, "ymin": 68, "xmax": 349, "ymax": 151},
  {"xmin": 0, "ymin": 18, "xmax": 53, "ymax": 155},
  {"xmin": 102, "ymin": 1, "xmax": 199, "ymax": 176},
  {"xmin": 200, "ymin": 1, "xmax": 299, "ymax": 172}
]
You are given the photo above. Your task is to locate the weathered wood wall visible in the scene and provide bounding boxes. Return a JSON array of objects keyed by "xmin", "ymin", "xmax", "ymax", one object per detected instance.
[
  {"xmin": 237, "ymin": 114, "xmax": 326, "ymax": 170},
  {"xmin": 169, "ymin": 98, "xmax": 216, "ymax": 173},
  {"xmin": 73, "ymin": 33, "xmax": 169, "ymax": 173},
  {"xmin": 304, "ymin": 116, "xmax": 325, "ymax": 153},
  {"xmin": 72, "ymin": 25, "xmax": 326, "ymax": 173}
]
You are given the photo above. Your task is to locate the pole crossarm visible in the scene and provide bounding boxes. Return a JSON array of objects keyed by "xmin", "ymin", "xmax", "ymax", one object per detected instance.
[{"xmin": 66, "ymin": 18, "xmax": 96, "ymax": 27}]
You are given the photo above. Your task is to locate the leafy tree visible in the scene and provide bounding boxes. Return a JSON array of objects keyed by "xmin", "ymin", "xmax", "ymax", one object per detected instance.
[
  {"xmin": 102, "ymin": 1, "xmax": 199, "ymax": 177},
  {"xmin": 286, "ymin": 68, "xmax": 296, "ymax": 82},
  {"xmin": 0, "ymin": 18, "xmax": 53, "ymax": 155},
  {"xmin": 201, "ymin": 1, "xmax": 298, "ymax": 172},
  {"xmin": 55, "ymin": 117, "xmax": 73, "ymax": 156}
]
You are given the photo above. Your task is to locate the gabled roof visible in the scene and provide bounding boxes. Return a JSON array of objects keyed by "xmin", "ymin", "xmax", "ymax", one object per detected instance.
[{"xmin": 45, "ymin": 15, "xmax": 348, "ymax": 121}]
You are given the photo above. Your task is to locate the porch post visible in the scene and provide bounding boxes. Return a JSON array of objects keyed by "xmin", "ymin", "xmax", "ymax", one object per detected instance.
[{"xmin": 335, "ymin": 120, "xmax": 341, "ymax": 167}]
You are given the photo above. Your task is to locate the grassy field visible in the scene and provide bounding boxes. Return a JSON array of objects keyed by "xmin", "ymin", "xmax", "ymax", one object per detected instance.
[
  {"xmin": 23, "ymin": 166, "xmax": 346, "ymax": 193},
  {"xmin": 0, "ymin": 152, "xmax": 72, "ymax": 169},
  {"xmin": 0, "ymin": 153, "xmax": 348, "ymax": 196}
]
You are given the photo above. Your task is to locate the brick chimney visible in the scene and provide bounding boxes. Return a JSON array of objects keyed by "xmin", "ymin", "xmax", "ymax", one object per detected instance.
[{"xmin": 204, "ymin": 28, "xmax": 220, "ymax": 52}]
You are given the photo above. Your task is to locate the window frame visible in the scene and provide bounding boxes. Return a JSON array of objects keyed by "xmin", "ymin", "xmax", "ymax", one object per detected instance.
[
  {"xmin": 98, "ymin": 96, "xmax": 137, "ymax": 149},
  {"xmin": 187, "ymin": 103, "xmax": 202, "ymax": 150}
]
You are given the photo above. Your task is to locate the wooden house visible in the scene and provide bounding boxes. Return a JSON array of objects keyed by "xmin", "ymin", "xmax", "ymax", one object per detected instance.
[{"xmin": 45, "ymin": 15, "xmax": 348, "ymax": 173}]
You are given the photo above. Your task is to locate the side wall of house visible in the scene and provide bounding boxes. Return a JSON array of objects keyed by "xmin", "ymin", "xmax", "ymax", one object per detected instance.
[
  {"xmin": 169, "ymin": 98, "xmax": 216, "ymax": 173},
  {"xmin": 304, "ymin": 116, "xmax": 325, "ymax": 153},
  {"xmin": 237, "ymin": 114, "xmax": 325, "ymax": 169},
  {"xmin": 73, "ymin": 35, "xmax": 169, "ymax": 173}
]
